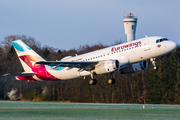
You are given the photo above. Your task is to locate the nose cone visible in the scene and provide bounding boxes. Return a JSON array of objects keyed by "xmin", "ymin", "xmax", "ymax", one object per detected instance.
[{"xmin": 170, "ymin": 41, "xmax": 177, "ymax": 51}]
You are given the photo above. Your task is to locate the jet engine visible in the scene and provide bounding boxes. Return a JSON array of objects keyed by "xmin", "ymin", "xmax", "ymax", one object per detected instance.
[
  {"xmin": 94, "ymin": 60, "xmax": 119, "ymax": 74},
  {"xmin": 120, "ymin": 61, "xmax": 147, "ymax": 74}
]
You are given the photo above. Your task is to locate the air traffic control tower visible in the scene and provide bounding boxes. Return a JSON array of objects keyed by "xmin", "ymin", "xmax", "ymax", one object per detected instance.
[{"xmin": 123, "ymin": 12, "xmax": 138, "ymax": 42}]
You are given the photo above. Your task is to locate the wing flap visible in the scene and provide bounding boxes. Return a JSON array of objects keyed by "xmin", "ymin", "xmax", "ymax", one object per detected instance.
[{"xmin": 36, "ymin": 61, "xmax": 99, "ymax": 70}]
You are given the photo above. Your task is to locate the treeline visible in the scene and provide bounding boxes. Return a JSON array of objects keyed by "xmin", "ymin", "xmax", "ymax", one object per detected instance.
[{"xmin": 0, "ymin": 35, "xmax": 180, "ymax": 104}]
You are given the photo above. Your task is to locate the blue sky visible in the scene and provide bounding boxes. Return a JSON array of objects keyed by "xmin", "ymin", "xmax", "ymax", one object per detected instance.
[{"xmin": 0, "ymin": 0, "xmax": 179, "ymax": 50}]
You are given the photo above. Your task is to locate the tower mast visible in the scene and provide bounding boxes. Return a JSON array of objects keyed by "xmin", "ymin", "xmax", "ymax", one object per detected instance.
[{"xmin": 123, "ymin": 12, "xmax": 138, "ymax": 42}]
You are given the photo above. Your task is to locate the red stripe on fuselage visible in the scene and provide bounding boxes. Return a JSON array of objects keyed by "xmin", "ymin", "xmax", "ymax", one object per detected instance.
[
  {"xmin": 32, "ymin": 64, "xmax": 60, "ymax": 80},
  {"xmin": 19, "ymin": 55, "xmax": 61, "ymax": 80}
]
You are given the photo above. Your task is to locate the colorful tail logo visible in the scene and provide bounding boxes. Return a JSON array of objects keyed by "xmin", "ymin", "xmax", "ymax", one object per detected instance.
[
  {"xmin": 12, "ymin": 40, "xmax": 45, "ymax": 71},
  {"xmin": 12, "ymin": 40, "xmax": 60, "ymax": 81}
]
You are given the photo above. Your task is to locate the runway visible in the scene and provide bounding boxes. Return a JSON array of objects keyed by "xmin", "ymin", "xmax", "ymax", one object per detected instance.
[{"xmin": 0, "ymin": 101, "xmax": 180, "ymax": 120}]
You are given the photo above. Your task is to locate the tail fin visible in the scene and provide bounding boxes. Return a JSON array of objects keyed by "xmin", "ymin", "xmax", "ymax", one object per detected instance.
[{"xmin": 12, "ymin": 40, "xmax": 45, "ymax": 72}]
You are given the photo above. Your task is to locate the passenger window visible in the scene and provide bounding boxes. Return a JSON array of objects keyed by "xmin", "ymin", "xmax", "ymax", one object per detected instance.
[{"xmin": 156, "ymin": 40, "xmax": 159, "ymax": 43}]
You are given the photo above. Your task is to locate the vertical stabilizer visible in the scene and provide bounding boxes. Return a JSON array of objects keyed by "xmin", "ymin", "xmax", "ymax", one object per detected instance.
[{"xmin": 12, "ymin": 40, "xmax": 45, "ymax": 72}]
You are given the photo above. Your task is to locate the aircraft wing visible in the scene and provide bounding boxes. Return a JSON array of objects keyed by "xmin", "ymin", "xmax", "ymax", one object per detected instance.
[
  {"xmin": 36, "ymin": 61, "xmax": 99, "ymax": 71},
  {"xmin": 3, "ymin": 73, "xmax": 36, "ymax": 77}
]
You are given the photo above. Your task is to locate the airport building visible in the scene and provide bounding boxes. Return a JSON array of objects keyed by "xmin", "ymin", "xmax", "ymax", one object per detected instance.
[{"xmin": 123, "ymin": 12, "xmax": 138, "ymax": 42}]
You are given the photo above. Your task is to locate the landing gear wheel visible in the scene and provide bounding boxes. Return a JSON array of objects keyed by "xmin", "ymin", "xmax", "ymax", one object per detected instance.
[
  {"xmin": 89, "ymin": 79, "xmax": 97, "ymax": 85},
  {"xmin": 154, "ymin": 66, "xmax": 158, "ymax": 70},
  {"xmin": 108, "ymin": 78, "xmax": 116, "ymax": 84},
  {"xmin": 150, "ymin": 58, "xmax": 158, "ymax": 71}
]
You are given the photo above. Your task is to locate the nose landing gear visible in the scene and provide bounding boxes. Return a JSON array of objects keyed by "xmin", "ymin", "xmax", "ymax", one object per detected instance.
[{"xmin": 150, "ymin": 58, "xmax": 158, "ymax": 70}]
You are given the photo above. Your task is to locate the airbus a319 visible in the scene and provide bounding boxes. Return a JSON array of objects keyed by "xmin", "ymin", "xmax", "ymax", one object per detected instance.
[{"xmin": 4, "ymin": 36, "xmax": 177, "ymax": 85}]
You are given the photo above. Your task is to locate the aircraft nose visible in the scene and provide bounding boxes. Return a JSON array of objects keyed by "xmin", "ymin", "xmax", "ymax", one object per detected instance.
[{"xmin": 170, "ymin": 41, "xmax": 177, "ymax": 51}]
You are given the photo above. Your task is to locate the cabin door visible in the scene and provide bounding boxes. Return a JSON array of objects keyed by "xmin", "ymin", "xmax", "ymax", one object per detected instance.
[{"xmin": 144, "ymin": 38, "xmax": 150, "ymax": 51}]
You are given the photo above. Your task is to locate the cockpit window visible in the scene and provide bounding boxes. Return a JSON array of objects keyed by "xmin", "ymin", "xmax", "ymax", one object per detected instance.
[
  {"xmin": 163, "ymin": 38, "xmax": 169, "ymax": 41},
  {"xmin": 156, "ymin": 38, "xmax": 169, "ymax": 43},
  {"xmin": 156, "ymin": 39, "xmax": 160, "ymax": 43}
]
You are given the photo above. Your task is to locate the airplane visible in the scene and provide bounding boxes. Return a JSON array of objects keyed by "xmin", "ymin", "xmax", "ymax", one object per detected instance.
[{"xmin": 4, "ymin": 36, "xmax": 177, "ymax": 85}]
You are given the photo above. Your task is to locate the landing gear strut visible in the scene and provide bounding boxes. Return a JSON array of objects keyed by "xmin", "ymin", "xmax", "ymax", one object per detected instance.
[
  {"xmin": 89, "ymin": 73, "xmax": 97, "ymax": 85},
  {"xmin": 108, "ymin": 73, "xmax": 116, "ymax": 84},
  {"xmin": 150, "ymin": 58, "xmax": 158, "ymax": 70}
]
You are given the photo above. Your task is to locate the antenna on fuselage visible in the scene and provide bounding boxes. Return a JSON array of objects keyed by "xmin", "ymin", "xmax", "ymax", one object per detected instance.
[{"xmin": 123, "ymin": 12, "xmax": 138, "ymax": 42}]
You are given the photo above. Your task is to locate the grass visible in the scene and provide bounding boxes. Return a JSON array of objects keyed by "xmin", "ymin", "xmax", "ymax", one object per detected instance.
[{"xmin": 0, "ymin": 101, "xmax": 180, "ymax": 120}]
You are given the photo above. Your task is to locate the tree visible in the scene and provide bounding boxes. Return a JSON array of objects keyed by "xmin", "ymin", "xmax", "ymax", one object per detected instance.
[{"xmin": 43, "ymin": 47, "xmax": 50, "ymax": 58}]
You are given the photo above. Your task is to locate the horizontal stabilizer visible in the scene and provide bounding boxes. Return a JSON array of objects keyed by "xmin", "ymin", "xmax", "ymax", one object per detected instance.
[{"xmin": 3, "ymin": 73, "xmax": 36, "ymax": 77}]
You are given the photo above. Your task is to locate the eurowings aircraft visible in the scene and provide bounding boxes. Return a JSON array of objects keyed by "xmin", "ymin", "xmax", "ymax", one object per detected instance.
[{"xmin": 4, "ymin": 36, "xmax": 177, "ymax": 85}]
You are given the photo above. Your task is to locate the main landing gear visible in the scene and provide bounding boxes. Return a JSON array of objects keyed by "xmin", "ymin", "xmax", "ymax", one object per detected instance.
[
  {"xmin": 89, "ymin": 73, "xmax": 97, "ymax": 85},
  {"xmin": 108, "ymin": 73, "xmax": 116, "ymax": 85},
  {"xmin": 89, "ymin": 72, "xmax": 116, "ymax": 85},
  {"xmin": 108, "ymin": 78, "xmax": 116, "ymax": 84},
  {"xmin": 89, "ymin": 79, "xmax": 97, "ymax": 85},
  {"xmin": 150, "ymin": 58, "xmax": 158, "ymax": 70}
]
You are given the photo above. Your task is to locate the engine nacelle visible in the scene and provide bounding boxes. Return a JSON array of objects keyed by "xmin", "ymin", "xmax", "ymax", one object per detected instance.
[
  {"xmin": 94, "ymin": 60, "xmax": 119, "ymax": 74},
  {"xmin": 120, "ymin": 61, "xmax": 148, "ymax": 74}
]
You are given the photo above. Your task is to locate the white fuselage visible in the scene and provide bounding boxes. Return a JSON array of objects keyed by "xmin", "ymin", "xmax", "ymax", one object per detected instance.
[{"xmin": 44, "ymin": 36, "xmax": 177, "ymax": 80}]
